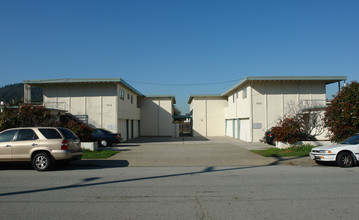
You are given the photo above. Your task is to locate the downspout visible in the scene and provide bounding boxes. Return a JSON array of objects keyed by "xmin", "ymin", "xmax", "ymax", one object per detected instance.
[
  {"xmin": 205, "ymin": 99, "xmax": 208, "ymax": 137},
  {"xmin": 115, "ymin": 83, "xmax": 119, "ymax": 134},
  {"xmin": 158, "ymin": 99, "xmax": 160, "ymax": 136},
  {"xmin": 250, "ymin": 82, "xmax": 254, "ymax": 142}
]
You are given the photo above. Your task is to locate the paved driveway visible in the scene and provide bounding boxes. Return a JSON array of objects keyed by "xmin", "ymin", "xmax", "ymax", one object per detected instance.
[{"xmin": 104, "ymin": 137, "xmax": 316, "ymax": 167}]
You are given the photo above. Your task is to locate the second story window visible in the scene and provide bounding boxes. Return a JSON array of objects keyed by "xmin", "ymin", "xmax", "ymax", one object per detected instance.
[
  {"xmin": 120, "ymin": 89, "xmax": 124, "ymax": 100},
  {"xmin": 242, "ymin": 87, "xmax": 247, "ymax": 99}
]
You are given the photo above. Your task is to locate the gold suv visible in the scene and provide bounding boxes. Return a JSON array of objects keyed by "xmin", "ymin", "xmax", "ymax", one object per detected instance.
[{"xmin": 0, "ymin": 127, "xmax": 82, "ymax": 171}]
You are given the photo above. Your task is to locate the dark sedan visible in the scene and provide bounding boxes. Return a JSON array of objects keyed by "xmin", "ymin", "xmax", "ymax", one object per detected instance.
[{"xmin": 92, "ymin": 128, "xmax": 121, "ymax": 147}]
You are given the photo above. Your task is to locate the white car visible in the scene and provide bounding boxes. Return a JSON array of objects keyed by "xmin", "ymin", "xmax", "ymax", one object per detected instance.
[{"xmin": 310, "ymin": 134, "xmax": 359, "ymax": 167}]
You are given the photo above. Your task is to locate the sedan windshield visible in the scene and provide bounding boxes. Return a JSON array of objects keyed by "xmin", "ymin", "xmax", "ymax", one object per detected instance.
[{"xmin": 340, "ymin": 134, "xmax": 359, "ymax": 145}]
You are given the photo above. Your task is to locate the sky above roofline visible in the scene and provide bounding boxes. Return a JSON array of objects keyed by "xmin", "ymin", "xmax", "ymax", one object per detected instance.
[{"xmin": 1, "ymin": 0, "xmax": 358, "ymax": 113}]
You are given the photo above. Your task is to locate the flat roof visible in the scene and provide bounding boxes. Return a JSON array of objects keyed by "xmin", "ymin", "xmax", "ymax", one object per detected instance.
[
  {"xmin": 144, "ymin": 95, "xmax": 176, "ymax": 104},
  {"xmin": 23, "ymin": 78, "xmax": 144, "ymax": 96},
  {"xmin": 187, "ymin": 94, "xmax": 223, "ymax": 104},
  {"xmin": 222, "ymin": 76, "xmax": 347, "ymax": 96}
]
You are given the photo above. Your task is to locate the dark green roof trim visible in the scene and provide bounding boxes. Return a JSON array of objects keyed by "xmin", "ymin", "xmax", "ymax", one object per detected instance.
[
  {"xmin": 173, "ymin": 115, "xmax": 192, "ymax": 120},
  {"xmin": 222, "ymin": 76, "xmax": 347, "ymax": 96},
  {"xmin": 23, "ymin": 78, "xmax": 144, "ymax": 96}
]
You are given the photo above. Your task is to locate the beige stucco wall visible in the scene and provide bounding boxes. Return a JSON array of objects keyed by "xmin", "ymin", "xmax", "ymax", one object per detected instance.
[
  {"xmin": 219, "ymin": 80, "xmax": 327, "ymax": 142},
  {"xmin": 139, "ymin": 97, "xmax": 178, "ymax": 137},
  {"xmin": 224, "ymin": 84, "xmax": 252, "ymax": 141},
  {"xmin": 43, "ymin": 84, "xmax": 118, "ymax": 133},
  {"xmin": 117, "ymin": 84, "xmax": 140, "ymax": 120},
  {"xmin": 225, "ymin": 84, "xmax": 251, "ymax": 119},
  {"xmin": 251, "ymin": 81, "xmax": 327, "ymax": 142},
  {"xmin": 191, "ymin": 97, "xmax": 227, "ymax": 137}
]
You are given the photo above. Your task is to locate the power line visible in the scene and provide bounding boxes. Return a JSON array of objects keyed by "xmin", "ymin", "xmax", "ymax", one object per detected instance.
[{"xmin": 124, "ymin": 78, "xmax": 242, "ymax": 86}]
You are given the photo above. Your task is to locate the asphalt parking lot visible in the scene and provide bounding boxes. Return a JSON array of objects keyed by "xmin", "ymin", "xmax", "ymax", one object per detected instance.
[{"xmin": 102, "ymin": 136, "xmax": 317, "ymax": 167}]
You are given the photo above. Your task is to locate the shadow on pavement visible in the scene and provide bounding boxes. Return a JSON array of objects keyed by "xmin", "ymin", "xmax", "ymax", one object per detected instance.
[
  {"xmin": 67, "ymin": 160, "xmax": 129, "ymax": 170},
  {"xmin": 0, "ymin": 160, "xmax": 129, "ymax": 171},
  {"xmin": 124, "ymin": 136, "xmax": 209, "ymax": 144},
  {"xmin": 0, "ymin": 157, "xmax": 341, "ymax": 198}
]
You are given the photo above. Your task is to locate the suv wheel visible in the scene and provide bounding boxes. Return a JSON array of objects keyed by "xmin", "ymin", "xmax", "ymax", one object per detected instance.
[
  {"xmin": 32, "ymin": 153, "xmax": 52, "ymax": 171},
  {"xmin": 337, "ymin": 152, "xmax": 354, "ymax": 168}
]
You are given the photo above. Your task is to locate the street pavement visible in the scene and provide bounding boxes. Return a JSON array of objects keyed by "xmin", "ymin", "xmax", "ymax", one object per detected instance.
[
  {"xmin": 2, "ymin": 137, "xmax": 357, "ymax": 220},
  {"xmin": 102, "ymin": 136, "xmax": 317, "ymax": 167},
  {"xmin": 1, "ymin": 165, "xmax": 358, "ymax": 219}
]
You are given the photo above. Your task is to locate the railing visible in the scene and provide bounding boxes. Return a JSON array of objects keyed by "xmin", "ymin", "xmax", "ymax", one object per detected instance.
[
  {"xmin": 44, "ymin": 102, "xmax": 67, "ymax": 111},
  {"xmin": 43, "ymin": 102, "xmax": 101, "ymax": 128},
  {"xmin": 299, "ymin": 99, "xmax": 327, "ymax": 110}
]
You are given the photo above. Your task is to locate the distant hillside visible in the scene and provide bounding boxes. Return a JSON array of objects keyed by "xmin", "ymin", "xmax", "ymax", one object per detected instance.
[{"xmin": 0, "ymin": 83, "xmax": 43, "ymax": 104}]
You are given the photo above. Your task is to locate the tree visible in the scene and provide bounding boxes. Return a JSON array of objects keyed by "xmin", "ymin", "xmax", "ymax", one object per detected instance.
[{"xmin": 324, "ymin": 81, "xmax": 359, "ymax": 142}]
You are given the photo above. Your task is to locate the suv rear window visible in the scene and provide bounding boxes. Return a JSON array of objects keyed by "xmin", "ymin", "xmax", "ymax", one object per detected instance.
[
  {"xmin": 58, "ymin": 128, "xmax": 78, "ymax": 140},
  {"xmin": 39, "ymin": 129, "xmax": 62, "ymax": 139}
]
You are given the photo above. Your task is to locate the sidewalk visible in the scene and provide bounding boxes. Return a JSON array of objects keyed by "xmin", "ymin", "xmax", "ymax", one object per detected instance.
[{"xmin": 104, "ymin": 137, "xmax": 317, "ymax": 167}]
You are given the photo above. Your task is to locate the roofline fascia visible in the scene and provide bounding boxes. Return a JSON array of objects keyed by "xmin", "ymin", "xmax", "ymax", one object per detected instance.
[
  {"xmin": 187, "ymin": 94, "xmax": 223, "ymax": 104},
  {"xmin": 23, "ymin": 78, "xmax": 144, "ymax": 96},
  {"xmin": 143, "ymin": 95, "xmax": 176, "ymax": 104},
  {"xmin": 222, "ymin": 76, "xmax": 347, "ymax": 96}
]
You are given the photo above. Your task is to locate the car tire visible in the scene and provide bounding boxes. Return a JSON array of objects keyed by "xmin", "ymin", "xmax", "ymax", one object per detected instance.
[
  {"xmin": 32, "ymin": 153, "xmax": 52, "ymax": 171},
  {"xmin": 100, "ymin": 139, "xmax": 108, "ymax": 147},
  {"xmin": 337, "ymin": 152, "xmax": 355, "ymax": 168}
]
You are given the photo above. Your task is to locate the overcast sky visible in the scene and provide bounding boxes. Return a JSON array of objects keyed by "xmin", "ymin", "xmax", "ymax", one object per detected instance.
[{"xmin": 1, "ymin": 0, "xmax": 358, "ymax": 113}]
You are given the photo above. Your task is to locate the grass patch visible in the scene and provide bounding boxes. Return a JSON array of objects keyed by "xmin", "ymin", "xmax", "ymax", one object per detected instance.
[
  {"xmin": 82, "ymin": 149, "xmax": 118, "ymax": 159},
  {"xmin": 251, "ymin": 144, "xmax": 315, "ymax": 157}
]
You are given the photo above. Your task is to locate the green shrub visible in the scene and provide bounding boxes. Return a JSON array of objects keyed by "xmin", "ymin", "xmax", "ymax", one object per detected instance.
[
  {"xmin": 325, "ymin": 81, "xmax": 359, "ymax": 142},
  {"xmin": 251, "ymin": 144, "xmax": 316, "ymax": 157},
  {"xmin": 61, "ymin": 120, "xmax": 94, "ymax": 142},
  {"xmin": 271, "ymin": 117, "xmax": 303, "ymax": 144},
  {"xmin": 0, "ymin": 105, "xmax": 56, "ymax": 131},
  {"xmin": 82, "ymin": 150, "xmax": 118, "ymax": 159},
  {"xmin": 0, "ymin": 104, "xmax": 94, "ymax": 142}
]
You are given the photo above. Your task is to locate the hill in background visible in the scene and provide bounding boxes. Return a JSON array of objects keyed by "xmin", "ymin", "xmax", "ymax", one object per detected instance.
[{"xmin": 0, "ymin": 83, "xmax": 43, "ymax": 104}]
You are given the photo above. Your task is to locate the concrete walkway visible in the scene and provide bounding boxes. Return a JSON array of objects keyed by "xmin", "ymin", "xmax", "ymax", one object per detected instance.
[{"xmin": 103, "ymin": 137, "xmax": 317, "ymax": 167}]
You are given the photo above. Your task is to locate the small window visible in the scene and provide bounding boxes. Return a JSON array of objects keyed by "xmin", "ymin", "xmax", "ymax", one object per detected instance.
[
  {"xmin": 242, "ymin": 87, "xmax": 247, "ymax": 99},
  {"xmin": 120, "ymin": 90, "xmax": 124, "ymax": 100},
  {"xmin": 128, "ymin": 93, "xmax": 130, "ymax": 99},
  {"xmin": 17, "ymin": 129, "xmax": 38, "ymax": 141},
  {"xmin": 39, "ymin": 129, "xmax": 62, "ymax": 139},
  {"xmin": 131, "ymin": 95, "xmax": 133, "ymax": 104},
  {"xmin": 232, "ymin": 95, "xmax": 235, "ymax": 103},
  {"xmin": 0, "ymin": 130, "xmax": 17, "ymax": 142}
]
